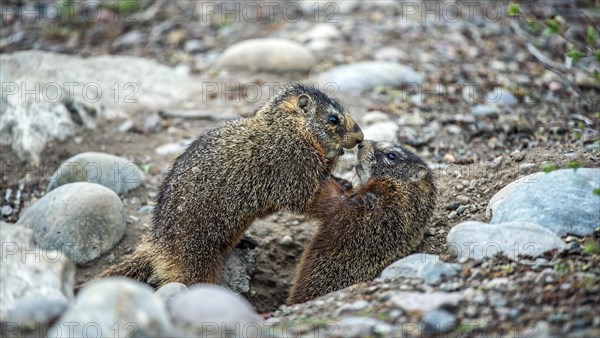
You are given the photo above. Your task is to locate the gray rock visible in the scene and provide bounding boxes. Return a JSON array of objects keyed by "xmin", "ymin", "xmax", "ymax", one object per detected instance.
[
  {"xmin": 472, "ymin": 104, "xmax": 503, "ymax": 116},
  {"xmin": 447, "ymin": 221, "xmax": 565, "ymax": 262},
  {"xmin": 315, "ymin": 61, "xmax": 424, "ymax": 93},
  {"xmin": 144, "ymin": 112, "xmax": 163, "ymax": 133},
  {"xmin": 170, "ymin": 284, "xmax": 261, "ymax": 336},
  {"xmin": 118, "ymin": 119, "xmax": 135, "ymax": 132},
  {"xmin": 489, "ymin": 169, "xmax": 600, "ymax": 235},
  {"xmin": 363, "ymin": 121, "xmax": 399, "ymax": 143},
  {"xmin": 421, "ymin": 260, "xmax": 462, "ymax": 285},
  {"xmin": 1, "ymin": 51, "xmax": 200, "ymax": 162},
  {"xmin": 391, "ymin": 291, "xmax": 463, "ymax": 312},
  {"xmin": 335, "ymin": 300, "xmax": 370, "ymax": 316},
  {"xmin": 361, "ymin": 111, "xmax": 390, "ymax": 125},
  {"xmin": 0, "ymin": 222, "xmax": 74, "ymax": 321},
  {"xmin": 17, "ymin": 182, "xmax": 126, "ymax": 265},
  {"xmin": 299, "ymin": 0, "xmax": 360, "ymax": 14},
  {"xmin": 46, "ymin": 152, "xmax": 144, "ymax": 194},
  {"xmin": 112, "ymin": 30, "xmax": 144, "ymax": 48},
  {"xmin": 423, "ymin": 309, "xmax": 457, "ymax": 333},
  {"xmin": 155, "ymin": 140, "xmax": 193, "ymax": 156},
  {"xmin": 1, "ymin": 93, "xmax": 99, "ymax": 163},
  {"xmin": 7, "ymin": 297, "xmax": 68, "ymax": 329},
  {"xmin": 221, "ymin": 247, "xmax": 260, "ymax": 294},
  {"xmin": 374, "ymin": 47, "xmax": 407, "ymax": 62},
  {"xmin": 154, "ymin": 282, "xmax": 188, "ymax": 311},
  {"xmin": 519, "ymin": 163, "xmax": 536, "ymax": 174},
  {"xmin": 296, "ymin": 23, "xmax": 342, "ymax": 51},
  {"xmin": 336, "ymin": 317, "xmax": 393, "ymax": 338},
  {"xmin": 485, "ymin": 88, "xmax": 518, "ymax": 106},
  {"xmin": 220, "ymin": 39, "xmax": 316, "ymax": 73},
  {"xmin": 49, "ymin": 278, "xmax": 175, "ymax": 337},
  {"xmin": 380, "ymin": 253, "xmax": 438, "ymax": 279},
  {"xmin": 486, "ymin": 172, "xmax": 544, "ymax": 219},
  {"xmin": 184, "ymin": 39, "xmax": 206, "ymax": 54},
  {"xmin": 139, "ymin": 205, "xmax": 155, "ymax": 215}
]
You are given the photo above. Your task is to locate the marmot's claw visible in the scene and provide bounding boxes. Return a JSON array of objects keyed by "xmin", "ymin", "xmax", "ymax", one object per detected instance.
[
  {"xmin": 332, "ymin": 176, "xmax": 353, "ymax": 191},
  {"xmin": 349, "ymin": 192, "xmax": 377, "ymax": 209},
  {"xmin": 236, "ymin": 235, "xmax": 259, "ymax": 249}
]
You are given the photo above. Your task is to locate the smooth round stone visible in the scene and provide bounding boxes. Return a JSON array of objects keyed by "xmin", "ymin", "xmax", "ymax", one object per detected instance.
[
  {"xmin": 423, "ymin": 309, "xmax": 457, "ymax": 333},
  {"xmin": 335, "ymin": 317, "xmax": 393, "ymax": 338},
  {"xmin": 447, "ymin": 221, "xmax": 565, "ymax": 262},
  {"xmin": 220, "ymin": 38, "xmax": 316, "ymax": 73},
  {"xmin": 8, "ymin": 297, "xmax": 68, "ymax": 329},
  {"xmin": 170, "ymin": 284, "xmax": 261, "ymax": 336},
  {"xmin": 489, "ymin": 169, "xmax": 600, "ymax": 236},
  {"xmin": 49, "ymin": 278, "xmax": 175, "ymax": 337},
  {"xmin": 46, "ymin": 152, "xmax": 145, "ymax": 195},
  {"xmin": 363, "ymin": 121, "xmax": 399, "ymax": 143},
  {"xmin": 17, "ymin": 182, "xmax": 126, "ymax": 265},
  {"xmin": 380, "ymin": 253, "xmax": 439, "ymax": 279},
  {"xmin": 315, "ymin": 61, "xmax": 424, "ymax": 93},
  {"xmin": 154, "ymin": 282, "xmax": 188, "ymax": 310}
]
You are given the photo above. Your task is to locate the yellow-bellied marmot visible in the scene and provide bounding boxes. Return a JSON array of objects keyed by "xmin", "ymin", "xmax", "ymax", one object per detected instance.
[
  {"xmin": 97, "ymin": 83, "xmax": 363, "ymax": 286},
  {"xmin": 287, "ymin": 140, "xmax": 436, "ymax": 304}
]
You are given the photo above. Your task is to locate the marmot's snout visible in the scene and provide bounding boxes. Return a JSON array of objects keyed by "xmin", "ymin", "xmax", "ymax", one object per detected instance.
[{"xmin": 341, "ymin": 116, "xmax": 364, "ymax": 149}]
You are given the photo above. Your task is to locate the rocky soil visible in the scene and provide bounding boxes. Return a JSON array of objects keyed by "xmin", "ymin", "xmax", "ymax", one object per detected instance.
[{"xmin": 1, "ymin": 1, "xmax": 599, "ymax": 337}]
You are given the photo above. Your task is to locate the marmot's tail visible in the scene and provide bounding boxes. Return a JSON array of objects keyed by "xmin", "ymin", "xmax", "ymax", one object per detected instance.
[
  {"xmin": 78, "ymin": 241, "xmax": 154, "ymax": 290},
  {"xmin": 97, "ymin": 250, "xmax": 153, "ymax": 281}
]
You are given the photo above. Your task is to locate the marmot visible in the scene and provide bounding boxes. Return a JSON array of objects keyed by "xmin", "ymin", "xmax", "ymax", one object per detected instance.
[
  {"xmin": 287, "ymin": 140, "xmax": 436, "ymax": 305},
  {"xmin": 97, "ymin": 83, "xmax": 364, "ymax": 286}
]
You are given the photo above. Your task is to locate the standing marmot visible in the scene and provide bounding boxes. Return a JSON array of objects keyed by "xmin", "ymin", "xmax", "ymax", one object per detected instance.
[
  {"xmin": 287, "ymin": 140, "xmax": 436, "ymax": 304},
  {"xmin": 97, "ymin": 83, "xmax": 363, "ymax": 286}
]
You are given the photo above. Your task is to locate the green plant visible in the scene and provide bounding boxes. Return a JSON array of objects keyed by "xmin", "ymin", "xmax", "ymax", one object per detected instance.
[
  {"xmin": 542, "ymin": 163, "xmax": 558, "ymax": 173},
  {"xmin": 59, "ymin": 0, "xmax": 75, "ymax": 21},
  {"xmin": 567, "ymin": 161, "xmax": 581, "ymax": 170},
  {"xmin": 112, "ymin": 0, "xmax": 141, "ymax": 14},
  {"xmin": 583, "ymin": 240, "xmax": 600, "ymax": 254},
  {"xmin": 507, "ymin": 3, "xmax": 600, "ymax": 101}
]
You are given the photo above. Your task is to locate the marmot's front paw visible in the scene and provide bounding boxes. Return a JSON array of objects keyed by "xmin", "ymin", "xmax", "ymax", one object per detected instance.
[
  {"xmin": 349, "ymin": 192, "xmax": 377, "ymax": 209},
  {"xmin": 332, "ymin": 176, "xmax": 353, "ymax": 191}
]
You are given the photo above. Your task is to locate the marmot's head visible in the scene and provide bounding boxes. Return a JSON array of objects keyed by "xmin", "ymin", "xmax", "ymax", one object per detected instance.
[
  {"xmin": 261, "ymin": 83, "xmax": 363, "ymax": 159},
  {"xmin": 356, "ymin": 140, "xmax": 433, "ymax": 188}
]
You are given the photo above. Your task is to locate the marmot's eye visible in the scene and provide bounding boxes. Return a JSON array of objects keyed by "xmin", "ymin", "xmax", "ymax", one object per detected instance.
[
  {"xmin": 328, "ymin": 115, "xmax": 340, "ymax": 125},
  {"xmin": 387, "ymin": 153, "xmax": 397, "ymax": 161}
]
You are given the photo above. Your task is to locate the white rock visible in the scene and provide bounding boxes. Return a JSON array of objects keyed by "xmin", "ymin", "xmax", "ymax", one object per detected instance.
[
  {"xmin": 220, "ymin": 39, "xmax": 316, "ymax": 73},
  {"xmin": 447, "ymin": 220, "xmax": 565, "ymax": 262},
  {"xmin": 155, "ymin": 140, "xmax": 193, "ymax": 156},
  {"xmin": 361, "ymin": 111, "xmax": 390, "ymax": 126},
  {"xmin": 314, "ymin": 61, "xmax": 424, "ymax": 93},
  {"xmin": 363, "ymin": 121, "xmax": 399, "ymax": 143},
  {"xmin": 0, "ymin": 51, "xmax": 200, "ymax": 162},
  {"xmin": 0, "ymin": 222, "xmax": 74, "ymax": 321}
]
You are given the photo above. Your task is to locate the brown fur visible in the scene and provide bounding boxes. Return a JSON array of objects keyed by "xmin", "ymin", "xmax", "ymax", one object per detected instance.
[
  {"xmin": 96, "ymin": 83, "xmax": 363, "ymax": 286},
  {"xmin": 287, "ymin": 140, "xmax": 436, "ymax": 304}
]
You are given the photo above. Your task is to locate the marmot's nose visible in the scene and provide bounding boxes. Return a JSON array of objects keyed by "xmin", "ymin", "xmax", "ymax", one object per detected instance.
[{"xmin": 358, "ymin": 142, "xmax": 364, "ymax": 149}]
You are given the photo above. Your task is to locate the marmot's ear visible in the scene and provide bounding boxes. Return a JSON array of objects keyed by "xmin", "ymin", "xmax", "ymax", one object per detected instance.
[
  {"xmin": 297, "ymin": 94, "xmax": 313, "ymax": 114},
  {"xmin": 409, "ymin": 164, "xmax": 429, "ymax": 182}
]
